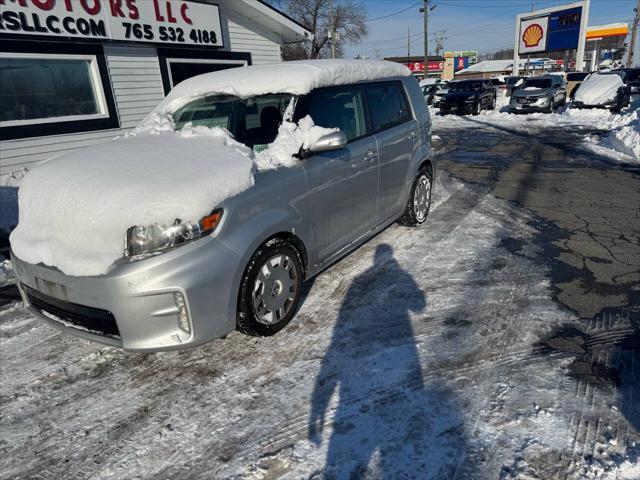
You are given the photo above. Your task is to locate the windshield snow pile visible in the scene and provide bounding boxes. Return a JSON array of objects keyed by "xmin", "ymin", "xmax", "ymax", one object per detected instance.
[
  {"xmin": 10, "ymin": 131, "xmax": 254, "ymax": 276},
  {"xmin": 574, "ymin": 73, "xmax": 623, "ymax": 105}
]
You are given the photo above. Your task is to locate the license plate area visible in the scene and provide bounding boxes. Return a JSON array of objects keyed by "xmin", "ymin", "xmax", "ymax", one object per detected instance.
[{"xmin": 34, "ymin": 277, "xmax": 68, "ymax": 301}]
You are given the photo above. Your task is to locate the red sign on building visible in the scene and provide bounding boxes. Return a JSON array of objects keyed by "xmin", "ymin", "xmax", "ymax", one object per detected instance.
[{"xmin": 406, "ymin": 61, "xmax": 444, "ymax": 73}]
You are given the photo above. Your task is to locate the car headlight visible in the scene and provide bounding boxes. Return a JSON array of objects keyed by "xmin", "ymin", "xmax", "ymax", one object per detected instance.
[{"xmin": 125, "ymin": 209, "xmax": 223, "ymax": 257}]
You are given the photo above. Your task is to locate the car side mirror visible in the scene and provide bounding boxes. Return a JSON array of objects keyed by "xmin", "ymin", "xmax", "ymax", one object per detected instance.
[{"xmin": 308, "ymin": 130, "xmax": 347, "ymax": 153}]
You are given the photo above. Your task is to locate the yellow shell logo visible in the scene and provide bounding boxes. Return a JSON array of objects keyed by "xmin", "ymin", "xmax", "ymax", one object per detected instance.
[{"xmin": 523, "ymin": 23, "xmax": 544, "ymax": 48}]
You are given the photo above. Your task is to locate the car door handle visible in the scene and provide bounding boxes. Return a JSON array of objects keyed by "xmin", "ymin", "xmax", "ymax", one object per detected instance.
[
  {"xmin": 408, "ymin": 131, "xmax": 418, "ymax": 141},
  {"xmin": 363, "ymin": 150, "xmax": 378, "ymax": 162}
]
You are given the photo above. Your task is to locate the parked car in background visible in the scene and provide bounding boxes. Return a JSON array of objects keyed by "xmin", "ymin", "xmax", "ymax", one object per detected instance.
[
  {"xmin": 490, "ymin": 77, "xmax": 507, "ymax": 94},
  {"xmin": 612, "ymin": 68, "xmax": 640, "ymax": 94},
  {"xmin": 11, "ymin": 60, "xmax": 436, "ymax": 351},
  {"xmin": 509, "ymin": 75, "xmax": 566, "ymax": 114},
  {"xmin": 431, "ymin": 81, "xmax": 450, "ymax": 107},
  {"xmin": 439, "ymin": 80, "xmax": 496, "ymax": 115},
  {"xmin": 566, "ymin": 71, "xmax": 590, "ymax": 99},
  {"xmin": 572, "ymin": 71, "xmax": 631, "ymax": 112},
  {"xmin": 505, "ymin": 76, "xmax": 524, "ymax": 96}
]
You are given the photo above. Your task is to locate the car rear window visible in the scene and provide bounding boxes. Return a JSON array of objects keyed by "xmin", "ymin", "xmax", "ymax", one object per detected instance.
[
  {"xmin": 567, "ymin": 72, "xmax": 589, "ymax": 81},
  {"xmin": 365, "ymin": 83, "xmax": 411, "ymax": 132}
]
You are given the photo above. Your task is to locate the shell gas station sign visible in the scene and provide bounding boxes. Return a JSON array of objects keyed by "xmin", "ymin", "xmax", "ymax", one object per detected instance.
[
  {"xmin": 519, "ymin": 17, "xmax": 549, "ymax": 54},
  {"xmin": 514, "ymin": 1, "xmax": 590, "ymax": 74}
]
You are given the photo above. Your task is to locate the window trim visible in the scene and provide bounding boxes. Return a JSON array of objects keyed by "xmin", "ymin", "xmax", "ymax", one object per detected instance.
[
  {"xmin": 298, "ymin": 84, "xmax": 371, "ymax": 144},
  {"xmin": 0, "ymin": 52, "xmax": 110, "ymax": 128},
  {"xmin": 157, "ymin": 47, "xmax": 252, "ymax": 96},
  {"xmin": 363, "ymin": 81, "xmax": 414, "ymax": 135},
  {"xmin": 0, "ymin": 40, "xmax": 119, "ymax": 141}
]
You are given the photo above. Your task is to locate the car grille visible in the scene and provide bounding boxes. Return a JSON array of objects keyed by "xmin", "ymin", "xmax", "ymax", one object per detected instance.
[{"xmin": 23, "ymin": 285, "xmax": 120, "ymax": 339}]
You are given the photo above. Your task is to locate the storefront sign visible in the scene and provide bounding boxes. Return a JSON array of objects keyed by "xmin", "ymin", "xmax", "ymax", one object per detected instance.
[
  {"xmin": 0, "ymin": 0, "xmax": 223, "ymax": 47},
  {"xmin": 406, "ymin": 61, "xmax": 444, "ymax": 73}
]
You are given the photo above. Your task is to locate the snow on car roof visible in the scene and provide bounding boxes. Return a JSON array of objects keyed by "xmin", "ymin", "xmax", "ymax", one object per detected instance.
[{"xmin": 161, "ymin": 59, "xmax": 412, "ymax": 111}]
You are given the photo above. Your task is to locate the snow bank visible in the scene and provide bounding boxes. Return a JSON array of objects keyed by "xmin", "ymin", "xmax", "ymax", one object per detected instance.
[
  {"xmin": 152, "ymin": 59, "xmax": 411, "ymax": 114},
  {"xmin": 10, "ymin": 131, "xmax": 255, "ymax": 276},
  {"xmin": 574, "ymin": 73, "xmax": 623, "ymax": 105}
]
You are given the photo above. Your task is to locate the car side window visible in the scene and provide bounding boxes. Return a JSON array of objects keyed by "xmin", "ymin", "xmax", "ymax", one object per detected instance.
[
  {"xmin": 307, "ymin": 86, "xmax": 367, "ymax": 141},
  {"xmin": 365, "ymin": 82, "xmax": 411, "ymax": 132}
]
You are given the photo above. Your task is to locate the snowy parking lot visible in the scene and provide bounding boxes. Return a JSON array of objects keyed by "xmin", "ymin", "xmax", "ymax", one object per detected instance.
[{"xmin": 1, "ymin": 95, "xmax": 639, "ymax": 479}]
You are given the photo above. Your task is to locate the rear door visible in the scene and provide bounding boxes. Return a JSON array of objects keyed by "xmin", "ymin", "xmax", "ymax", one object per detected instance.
[
  {"xmin": 301, "ymin": 85, "xmax": 379, "ymax": 264},
  {"xmin": 365, "ymin": 82, "xmax": 419, "ymax": 223}
]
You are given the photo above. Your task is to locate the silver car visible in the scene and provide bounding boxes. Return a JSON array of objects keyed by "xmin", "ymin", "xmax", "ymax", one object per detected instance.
[
  {"xmin": 509, "ymin": 75, "xmax": 566, "ymax": 113},
  {"xmin": 12, "ymin": 68, "xmax": 435, "ymax": 351}
]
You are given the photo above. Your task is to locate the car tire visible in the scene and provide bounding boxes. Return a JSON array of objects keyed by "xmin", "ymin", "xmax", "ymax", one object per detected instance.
[
  {"xmin": 236, "ymin": 238, "xmax": 304, "ymax": 337},
  {"xmin": 398, "ymin": 166, "xmax": 433, "ymax": 227},
  {"xmin": 489, "ymin": 96, "xmax": 496, "ymax": 110},
  {"xmin": 546, "ymin": 99, "xmax": 554, "ymax": 114},
  {"xmin": 472, "ymin": 102, "xmax": 481, "ymax": 115}
]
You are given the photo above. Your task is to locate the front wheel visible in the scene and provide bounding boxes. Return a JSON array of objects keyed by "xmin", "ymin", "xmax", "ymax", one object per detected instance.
[
  {"xmin": 399, "ymin": 167, "xmax": 433, "ymax": 227},
  {"xmin": 472, "ymin": 102, "xmax": 481, "ymax": 115},
  {"xmin": 237, "ymin": 238, "xmax": 304, "ymax": 336}
]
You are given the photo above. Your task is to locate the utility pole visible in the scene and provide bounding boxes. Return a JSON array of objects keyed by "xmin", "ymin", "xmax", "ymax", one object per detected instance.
[
  {"xmin": 423, "ymin": 0, "xmax": 429, "ymax": 78},
  {"xmin": 420, "ymin": 1, "xmax": 436, "ymax": 78},
  {"xmin": 407, "ymin": 26, "xmax": 411, "ymax": 59},
  {"xmin": 628, "ymin": 0, "xmax": 640, "ymax": 67}
]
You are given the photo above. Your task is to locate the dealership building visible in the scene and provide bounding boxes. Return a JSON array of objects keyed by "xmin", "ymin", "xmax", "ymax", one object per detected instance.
[{"xmin": 0, "ymin": 0, "xmax": 311, "ymax": 177}]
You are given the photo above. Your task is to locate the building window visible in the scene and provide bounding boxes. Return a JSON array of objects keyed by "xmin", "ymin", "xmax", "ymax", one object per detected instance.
[
  {"xmin": 166, "ymin": 58, "xmax": 248, "ymax": 90},
  {"xmin": 0, "ymin": 53, "xmax": 109, "ymax": 127}
]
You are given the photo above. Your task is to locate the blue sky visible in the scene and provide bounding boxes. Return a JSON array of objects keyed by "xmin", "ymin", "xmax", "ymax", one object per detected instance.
[{"xmin": 343, "ymin": 0, "xmax": 638, "ymax": 60}]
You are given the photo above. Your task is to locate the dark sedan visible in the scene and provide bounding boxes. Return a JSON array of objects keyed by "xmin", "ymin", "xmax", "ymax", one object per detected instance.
[{"xmin": 439, "ymin": 80, "xmax": 497, "ymax": 115}]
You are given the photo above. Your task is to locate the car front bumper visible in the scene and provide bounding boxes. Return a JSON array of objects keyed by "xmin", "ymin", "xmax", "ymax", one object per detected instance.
[
  {"xmin": 439, "ymin": 103, "xmax": 475, "ymax": 114},
  {"xmin": 509, "ymin": 97, "xmax": 551, "ymax": 112},
  {"xmin": 11, "ymin": 237, "xmax": 243, "ymax": 352}
]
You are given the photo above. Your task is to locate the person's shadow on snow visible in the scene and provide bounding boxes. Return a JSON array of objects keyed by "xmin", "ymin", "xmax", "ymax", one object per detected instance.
[{"xmin": 309, "ymin": 244, "xmax": 465, "ymax": 478}]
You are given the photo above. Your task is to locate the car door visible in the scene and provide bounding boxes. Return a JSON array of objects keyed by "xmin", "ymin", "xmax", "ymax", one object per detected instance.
[
  {"xmin": 365, "ymin": 81, "xmax": 418, "ymax": 223},
  {"xmin": 300, "ymin": 85, "xmax": 378, "ymax": 265}
]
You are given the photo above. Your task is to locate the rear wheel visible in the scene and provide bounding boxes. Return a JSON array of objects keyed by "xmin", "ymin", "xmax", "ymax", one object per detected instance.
[
  {"xmin": 488, "ymin": 96, "xmax": 496, "ymax": 110},
  {"xmin": 237, "ymin": 238, "xmax": 304, "ymax": 336},
  {"xmin": 399, "ymin": 166, "xmax": 433, "ymax": 227}
]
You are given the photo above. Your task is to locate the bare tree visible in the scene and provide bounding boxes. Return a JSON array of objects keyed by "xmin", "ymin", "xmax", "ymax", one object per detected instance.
[{"xmin": 267, "ymin": 0, "xmax": 368, "ymax": 60}]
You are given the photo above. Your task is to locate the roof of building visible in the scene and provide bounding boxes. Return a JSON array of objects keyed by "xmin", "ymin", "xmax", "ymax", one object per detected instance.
[
  {"xmin": 587, "ymin": 23, "xmax": 629, "ymax": 40},
  {"xmin": 456, "ymin": 58, "xmax": 552, "ymax": 75},
  {"xmin": 226, "ymin": 0, "xmax": 313, "ymax": 43}
]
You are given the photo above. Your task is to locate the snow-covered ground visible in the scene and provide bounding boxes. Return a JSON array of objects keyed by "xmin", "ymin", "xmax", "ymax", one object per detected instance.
[
  {"xmin": 1, "ymin": 169, "xmax": 638, "ymax": 479},
  {"xmin": 431, "ymin": 93, "xmax": 640, "ymax": 164}
]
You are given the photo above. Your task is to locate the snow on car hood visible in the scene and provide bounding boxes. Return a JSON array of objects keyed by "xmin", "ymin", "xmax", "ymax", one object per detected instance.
[
  {"xmin": 10, "ymin": 130, "xmax": 254, "ymax": 276},
  {"xmin": 574, "ymin": 73, "xmax": 623, "ymax": 105}
]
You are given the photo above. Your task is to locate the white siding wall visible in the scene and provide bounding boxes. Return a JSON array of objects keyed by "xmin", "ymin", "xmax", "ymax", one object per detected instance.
[
  {"xmin": 223, "ymin": 10, "xmax": 282, "ymax": 64},
  {"xmin": 105, "ymin": 45, "xmax": 165, "ymax": 130}
]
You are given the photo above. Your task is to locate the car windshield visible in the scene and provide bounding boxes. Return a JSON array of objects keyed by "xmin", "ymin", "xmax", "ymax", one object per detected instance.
[
  {"xmin": 523, "ymin": 78, "xmax": 552, "ymax": 88},
  {"xmin": 449, "ymin": 81, "xmax": 482, "ymax": 92},
  {"xmin": 567, "ymin": 72, "xmax": 589, "ymax": 81},
  {"xmin": 506, "ymin": 77, "xmax": 522, "ymax": 85},
  {"xmin": 172, "ymin": 93, "xmax": 293, "ymax": 150},
  {"xmin": 625, "ymin": 69, "xmax": 640, "ymax": 81}
]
